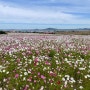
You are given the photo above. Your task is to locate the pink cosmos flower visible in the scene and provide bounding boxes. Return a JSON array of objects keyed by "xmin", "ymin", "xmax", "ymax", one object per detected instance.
[
  {"xmin": 49, "ymin": 71, "xmax": 57, "ymax": 77},
  {"xmin": 34, "ymin": 57, "xmax": 39, "ymax": 66},
  {"xmin": 16, "ymin": 58, "xmax": 20, "ymax": 63},
  {"xmin": 77, "ymin": 71, "xmax": 80, "ymax": 74},
  {"xmin": 36, "ymin": 50, "xmax": 39, "ymax": 55},
  {"xmin": 34, "ymin": 57, "xmax": 38, "ymax": 62},
  {"xmin": 15, "ymin": 74, "xmax": 19, "ymax": 78},
  {"xmin": 27, "ymin": 76, "xmax": 32, "ymax": 82},
  {"xmin": 41, "ymin": 75, "xmax": 46, "ymax": 80},
  {"xmin": 45, "ymin": 61, "xmax": 51, "ymax": 65},
  {"xmin": 49, "ymin": 79, "xmax": 53, "ymax": 83},
  {"xmin": 24, "ymin": 85, "xmax": 29, "ymax": 90},
  {"xmin": 28, "ymin": 51, "xmax": 32, "ymax": 55},
  {"xmin": 34, "ymin": 80, "xmax": 37, "ymax": 83},
  {"xmin": 38, "ymin": 72, "xmax": 40, "ymax": 76}
]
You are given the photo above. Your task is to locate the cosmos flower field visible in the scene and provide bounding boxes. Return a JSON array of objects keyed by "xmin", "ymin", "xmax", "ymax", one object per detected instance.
[{"xmin": 0, "ymin": 33, "xmax": 90, "ymax": 90}]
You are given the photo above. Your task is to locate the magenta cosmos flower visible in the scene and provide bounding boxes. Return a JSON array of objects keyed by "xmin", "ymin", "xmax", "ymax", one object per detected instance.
[
  {"xmin": 41, "ymin": 75, "xmax": 46, "ymax": 80},
  {"xmin": 15, "ymin": 74, "xmax": 19, "ymax": 78}
]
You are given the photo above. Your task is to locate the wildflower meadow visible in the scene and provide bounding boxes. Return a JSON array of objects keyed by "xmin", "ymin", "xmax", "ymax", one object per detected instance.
[{"xmin": 0, "ymin": 33, "xmax": 90, "ymax": 90}]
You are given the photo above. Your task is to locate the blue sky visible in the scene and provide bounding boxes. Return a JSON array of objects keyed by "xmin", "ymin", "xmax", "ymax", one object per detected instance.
[{"xmin": 0, "ymin": 0, "xmax": 90, "ymax": 29}]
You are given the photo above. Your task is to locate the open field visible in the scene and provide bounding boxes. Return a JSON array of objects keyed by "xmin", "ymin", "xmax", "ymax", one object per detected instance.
[
  {"xmin": 1, "ymin": 30, "xmax": 90, "ymax": 35},
  {"xmin": 54, "ymin": 30, "xmax": 90, "ymax": 35},
  {"xmin": 0, "ymin": 33, "xmax": 90, "ymax": 90}
]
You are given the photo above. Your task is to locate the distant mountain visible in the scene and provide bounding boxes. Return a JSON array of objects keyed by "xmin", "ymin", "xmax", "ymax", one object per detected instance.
[
  {"xmin": 43, "ymin": 28, "xmax": 57, "ymax": 30},
  {"xmin": 42, "ymin": 28, "xmax": 58, "ymax": 32},
  {"xmin": 0, "ymin": 28, "xmax": 90, "ymax": 32}
]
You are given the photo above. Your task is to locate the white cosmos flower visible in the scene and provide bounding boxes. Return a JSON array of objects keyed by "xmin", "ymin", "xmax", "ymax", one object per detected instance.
[
  {"xmin": 85, "ymin": 74, "xmax": 90, "ymax": 78},
  {"xmin": 3, "ymin": 70, "xmax": 6, "ymax": 72},
  {"xmin": 6, "ymin": 71, "xmax": 9, "ymax": 74},
  {"xmin": 79, "ymin": 68, "xmax": 85, "ymax": 70},
  {"xmin": 64, "ymin": 81, "xmax": 67, "ymax": 87},
  {"xmin": 23, "ymin": 77, "xmax": 26, "ymax": 81},
  {"xmin": 79, "ymin": 86, "xmax": 83, "ymax": 89},
  {"xmin": 43, "ymin": 67, "xmax": 46, "ymax": 71},
  {"xmin": 13, "ymin": 89, "xmax": 16, "ymax": 90},
  {"xmin": 65, "ymin": 75, "xmax": 70, "ymax": 78},
  {"xmin": 62, "ymin": 78, "xmax": 65, "ymax": 81},
  {"xmin": 20, "ymin": 74, "xmax": 22, "ymax": 77},
  {"xmin": 3, "ymin": 78, "xmax": 6, "ymax": 82},
  {"xmin": 64, "ymin": 58, "xmax": 68, "ymax": 62},
  {"xmin": 24, "ymin": 72, "xmax": 28, "ymax": 75},
  {"xmin": 0, "ymin": 65, "xmax": 5, "ymax": 72},
  {"xmin": 0, "ymin": 88, "xmax": 2, "ymax": 90},
  {"xmin": 0, "ymin": 65, "xmax": 4, "ymax": 69},
  {"xmin": 39, "ymin": 86, "xmax": 44, "ymax": 90}
]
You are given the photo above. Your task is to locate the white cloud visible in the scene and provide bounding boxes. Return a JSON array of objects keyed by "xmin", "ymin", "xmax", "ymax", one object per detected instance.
[
  {"xmin": 0, "ymin": 3, "xmax": 77, "ymax": 23},
  {"xmin": 0, "ymin": 2, "xmax": 90, "ymax": 24}
]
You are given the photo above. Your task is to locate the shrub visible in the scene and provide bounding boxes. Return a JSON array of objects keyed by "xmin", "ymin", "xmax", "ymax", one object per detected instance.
[{"xmin": 0, "ymin": 31, "xmax": 7, "ymax": 34}]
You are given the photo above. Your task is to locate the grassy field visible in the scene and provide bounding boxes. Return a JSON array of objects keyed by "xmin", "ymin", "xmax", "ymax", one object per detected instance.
[{"xmin": 0, "ymin": 33, "xmax": 90, "ymax": 90}]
